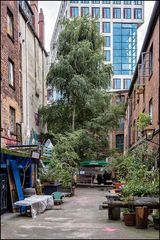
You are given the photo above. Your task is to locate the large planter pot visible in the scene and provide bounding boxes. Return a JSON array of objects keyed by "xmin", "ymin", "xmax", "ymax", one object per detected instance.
[
  {"xmin": 109, "ymin": 207, "xmax": 121, "ymax": 220},
  {"xmin": 153, "ymin": 218, "xmax": 160, "ymax": 230},
  {"xmin": 43, "ymin": 183, "xmax": 62, "ymax": 195},
  {"xmin": 123, "ymin": 212, "xmax": 136, "ymax": 226}
]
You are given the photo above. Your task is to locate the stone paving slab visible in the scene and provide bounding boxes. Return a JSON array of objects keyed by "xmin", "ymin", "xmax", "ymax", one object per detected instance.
[{"xmin": 1, "ymin": 188, "xmax": 159, "ymax": 239}]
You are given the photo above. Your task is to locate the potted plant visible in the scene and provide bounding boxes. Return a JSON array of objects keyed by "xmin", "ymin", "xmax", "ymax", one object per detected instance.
[
  {"xmin": 137, "ymin": 112, "xmax": 151, "ymax": 135},
  {"xmin": 123, "ymin": 207, "xmax": 136, "ymax": 226},
  {"xmin": 134, "ymin": 84, "xmax": 145, "ymax": 94},
  {"xmin": 152, "ymin": 210, "xmax": 160, "ymax": 230}
]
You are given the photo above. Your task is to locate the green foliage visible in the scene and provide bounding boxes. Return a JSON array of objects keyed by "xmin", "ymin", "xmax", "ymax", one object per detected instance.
[
  {"xmin": 123, "ymin": 208, "xmax": 135, "ymax": 213},
  {"xmin": 137, "ymin": 112, "xmax": 151, "ymax": 131},
  {"xmin": 152, "ymin": 210, "xmax": 160, "ymax": 219},
  {"xmin": 39, "ymin": 16, "xmax": 126, "ymax": 160},
  {"xmin": 111, "ymin": 143, "xmax": 159, "ymax": 197},
  {"xmin": 39, "ymin": 131, "xmax": 82, "ymax": 187}
]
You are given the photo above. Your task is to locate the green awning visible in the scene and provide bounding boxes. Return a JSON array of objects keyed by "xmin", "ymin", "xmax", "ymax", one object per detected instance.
[{"xmin": 80, "ymin": 160, "xmax": 110, "ymax": 167}]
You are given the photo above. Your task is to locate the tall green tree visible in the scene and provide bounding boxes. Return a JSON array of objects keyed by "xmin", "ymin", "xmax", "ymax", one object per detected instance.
[{"xmin": 40, "ymin": 17, "xmax": 126, "ymax": 159}]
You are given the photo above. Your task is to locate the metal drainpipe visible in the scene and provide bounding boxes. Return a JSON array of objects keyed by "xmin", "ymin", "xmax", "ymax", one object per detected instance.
[
  {"xmin": 25, "ymin": 20, "xmax": 29, "ymax": 144},
  {"xmin": 128, "ymin": 101, "xmax": 131, "ymax": 150}
]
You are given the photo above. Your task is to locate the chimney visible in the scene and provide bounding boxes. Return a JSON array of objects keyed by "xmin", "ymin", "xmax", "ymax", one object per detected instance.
[
  {"xmin": 39, "ymin": 8, "xmax": 45, "ymax": 46},
  {"xmin": 30, "ymin": 1, "xmax": 39, "ymax": 35}
]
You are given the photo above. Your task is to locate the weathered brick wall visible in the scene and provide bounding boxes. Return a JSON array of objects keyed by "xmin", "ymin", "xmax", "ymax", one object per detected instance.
[
  {"xmin": 110, "ymin": 91, "xmax": 128, "ymax": 151},
  {"xmin": 124, "ymin": 15, "xmax": 160, "ymax": 151},
  {"xmin": 1, "ymin": 1, "xmax": 22, "ymax": 146}
]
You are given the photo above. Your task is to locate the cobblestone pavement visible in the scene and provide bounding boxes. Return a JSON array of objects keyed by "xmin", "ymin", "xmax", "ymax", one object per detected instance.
[{"xmin": 1, "ymin": 187, "xmax": 159, "ymax": 239}]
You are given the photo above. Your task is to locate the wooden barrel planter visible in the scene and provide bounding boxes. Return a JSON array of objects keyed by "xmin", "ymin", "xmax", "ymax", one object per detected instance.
[
  {"xmin": 123, "ymin": 212, "xmax": 136, "ymax": 226},
  {"xmin": 136, "ymin": 207, "xmax": 148, "ymax": 229}
]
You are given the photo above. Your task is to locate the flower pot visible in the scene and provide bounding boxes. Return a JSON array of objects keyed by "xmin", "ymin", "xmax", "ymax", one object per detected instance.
[
  {"xmin": 153, "ymin": 218, "xmax": 160, "ymax": 230},
  {"xmin": 109, "ymin": 207, "xmax": 121, "ymax": 220},
  {"xmin": 43, "ymin": 183, "xmax": 62, "ymax": 195},
  {"xmin": 123, "ymin": 212, "xmax": 136, "ymax": 226}
]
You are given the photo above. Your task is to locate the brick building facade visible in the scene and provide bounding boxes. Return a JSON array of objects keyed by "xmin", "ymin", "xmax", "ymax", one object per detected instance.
[
  {"xmin": 1, "ymin": 0, "xmax": 48, "ymax": 147},
  {"xmin": 110, "ymin": 90, "xmax": 128, "ymax": 153},
  {"xmin": 1, "ymin": 1, "xmax": 22, "ymax": 146},
  {"xmin": 124, "ymin": 1, "xmax": 159, "ymax": 152}
]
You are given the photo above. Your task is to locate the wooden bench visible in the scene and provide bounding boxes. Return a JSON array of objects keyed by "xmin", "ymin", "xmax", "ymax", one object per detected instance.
[{"xmin": 99, "ymin": 197, "xmax": 160, "ymax": 221}]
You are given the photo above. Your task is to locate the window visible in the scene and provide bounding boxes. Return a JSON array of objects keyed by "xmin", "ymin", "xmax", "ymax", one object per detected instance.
[
  {"xmin": 8, "ymin": 59, "xmax": 14, "ymax": 87},
  {"xmin": 149, "ymin": 44, "xmax": 153, "ymax": 75},
  {"xmin": 124, "ymin": 78, "xmax": 131, "ymax": 89},
  {"xmin": 92, "ymin": 7, "xmax": 100, "ymax": 17},
  {"xmin": 124, "ymin": 1, "xmax": 132, "ymax": 4},
  {"xmin": 116, "ymin": 135, "xmax": 124, "ymax": 151},
  {"xmin": 102, "ymin": 22, "xmax": 110, "ymax": 32},
  {"xmin": 134, "ymin": 8, "xmax": 142, "ymax": 19},
  {"xmin": 113, "ymin": 8, "xmax": 121, "ymax": 18},
  {"xmin": 81, "ymin": 7, "xmax": 89, "ymax": 16},
  {"xmin": 149, "ymin": 99, "xmax": 153, "ymax": 124},
  {"xmin": 113, "ymin": 78, "xmax": 121, "ymax": 89},
  {"xmin": 118, "ymin": 118, "xmax": 124, "ymax": 130},
  {"xmin": 70, "ymin": 7, "xmax": 79, "ymax": 17},
  {"xmin": 113, "ymin": 1, "xmax": 121, "ymax": 4},
  {"xmin": 123, "ymin": 8, "xmax": 131, "ymax": 19},
  {"xmin": 116, "ymin": 95, "xmax": 125, "ymax": 103},
  {"xmin": 92, "ymin": 0, "xmax": 100, "ymax": 3},
  {"xmin": 81, "ymin": 0, "xmax": 89, "ymax": 3},
  {"xmin": 102, "ymin": 8, "xmax": 110, "ymax": 18},
  {"xmin": 10, "ymin": 107, "xmax": 15, "ymax": 134},
  {"xmin": 7, "ymin": 8, "xmax": 14, "ymax": 39},
  {"xmin": 102, "ymin": 0, "xmax": 110, "ymax": 3},
  {"xmin": 104, "ymin": 36, "xmax": 110, "ymax": 47},
  {"xmin": 134, "ymin": 1, "xmax": 142, "ymax": 5},
  {"xmin": 104, "ymin": 50, "xmax": 110, "ymax": 61}
]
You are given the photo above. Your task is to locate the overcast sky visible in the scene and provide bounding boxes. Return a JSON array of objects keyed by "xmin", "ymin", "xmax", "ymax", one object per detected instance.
[{"xmin": 38, "ymin": 1, "xmax": 155, "ymax": 58}]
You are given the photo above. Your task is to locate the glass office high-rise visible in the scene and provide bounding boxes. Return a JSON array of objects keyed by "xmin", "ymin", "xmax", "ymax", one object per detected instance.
[{"xmin": 50, "ymin": 1, "xmax": 144, "ymax": 93}]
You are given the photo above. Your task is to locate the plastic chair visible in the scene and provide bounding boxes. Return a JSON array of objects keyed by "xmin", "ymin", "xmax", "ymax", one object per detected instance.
[{"xmin": 51, "ymin": 192, "xmax": 63, "ymax": 209}]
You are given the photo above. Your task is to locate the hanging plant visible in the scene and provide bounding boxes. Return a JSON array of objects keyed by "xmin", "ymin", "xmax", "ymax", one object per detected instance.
[
  {"xmin": 134, "ymin": 84, "xmax": 145, "ymax": 94},
  {"xmin": 137, "ymin": 112, "xmax": 151, "ymax": 132}
]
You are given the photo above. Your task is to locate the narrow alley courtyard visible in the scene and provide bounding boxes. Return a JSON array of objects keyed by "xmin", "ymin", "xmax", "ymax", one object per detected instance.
[{"xmin": 1, "ymin": 188, "xmax": 159, "ymax": 239}]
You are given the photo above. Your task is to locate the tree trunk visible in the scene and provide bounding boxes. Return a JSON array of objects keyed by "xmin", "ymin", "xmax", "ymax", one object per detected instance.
[{"xmin": 72, "ymin": 103, "xmax": 76, "ymax": 131}]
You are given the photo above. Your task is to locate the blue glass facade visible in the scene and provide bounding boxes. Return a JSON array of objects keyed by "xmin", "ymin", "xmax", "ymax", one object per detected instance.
[{"xmin": 113, "ymin": 23, "xmax": 137, "ymax": 75}]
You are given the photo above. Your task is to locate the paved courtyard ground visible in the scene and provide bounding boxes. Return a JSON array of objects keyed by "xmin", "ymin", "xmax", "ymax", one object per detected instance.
[{"xmin": 1, "ymin": 187, "xmax": 159, "ymax": 239}]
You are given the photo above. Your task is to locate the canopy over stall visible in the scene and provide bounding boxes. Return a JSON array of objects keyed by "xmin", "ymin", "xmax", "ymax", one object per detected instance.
[{"xmin": 80, "ymin": 160, "xmax": 110, "ymax": 167}]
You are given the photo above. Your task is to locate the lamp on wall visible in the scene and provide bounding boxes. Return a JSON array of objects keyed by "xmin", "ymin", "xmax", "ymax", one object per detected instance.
[{"xmin": 144, "ymin": 128, "xmax": 159, "ymax": 145}]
